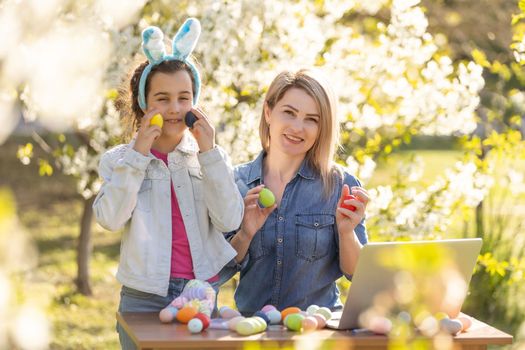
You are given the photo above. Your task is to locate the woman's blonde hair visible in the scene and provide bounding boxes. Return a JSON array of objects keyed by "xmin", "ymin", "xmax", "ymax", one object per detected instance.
[{"xmin": 259, "ymin": 69, "xmax": 342, "ymax": 196}]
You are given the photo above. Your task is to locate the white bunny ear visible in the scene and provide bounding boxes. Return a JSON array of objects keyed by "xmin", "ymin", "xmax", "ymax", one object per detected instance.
[
  {"xmin": 142, "ymin": 26, "xmax": 166, "ymax": 63},
  {"xmin": 172, "ymin": 18, "xmax": 201, "ymax": 60}
]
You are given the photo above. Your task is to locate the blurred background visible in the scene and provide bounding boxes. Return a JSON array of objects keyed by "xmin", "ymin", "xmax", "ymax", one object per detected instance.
[{"xmin": 0, "ymin": 0, "xmax": 524, "ymax": 348}]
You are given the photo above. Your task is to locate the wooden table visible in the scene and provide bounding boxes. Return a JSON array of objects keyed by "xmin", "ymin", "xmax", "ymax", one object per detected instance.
[{"xmin": 117, "ymin": 312, "xmax": 513, "ymax": 349}]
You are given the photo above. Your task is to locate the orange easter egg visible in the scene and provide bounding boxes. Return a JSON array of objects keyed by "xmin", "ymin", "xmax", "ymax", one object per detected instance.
[
  {"xmin": 176, "ymin": 305, "xmax": 198, "ymax": 324},
  {"xmin": 281, "ymin": 307, "xmax": 302, "ymax": 322}
]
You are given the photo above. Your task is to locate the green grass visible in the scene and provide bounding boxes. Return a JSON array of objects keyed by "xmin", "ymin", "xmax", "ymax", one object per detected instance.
[
  {"xmin": 368, "ymin": 150, "xmax": 464, "ymax": 188},
  {"xmin": 1, "ymin": 136, "xmax": 523, "ymax": 348}
]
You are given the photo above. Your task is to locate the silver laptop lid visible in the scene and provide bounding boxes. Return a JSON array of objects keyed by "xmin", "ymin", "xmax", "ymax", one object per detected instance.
[{"xmin": 335, "ymin": 238, "xmax": 482, "ymax": 330}]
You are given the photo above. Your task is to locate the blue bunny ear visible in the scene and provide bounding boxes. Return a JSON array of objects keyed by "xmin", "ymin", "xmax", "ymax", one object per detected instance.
[
  {"xmin": 142, "ymin": 26, "xmax": 166, "ymax": 64},
  {"xmin": 172, "ymin": 18, "xmax": 201, "ymax": 60}
]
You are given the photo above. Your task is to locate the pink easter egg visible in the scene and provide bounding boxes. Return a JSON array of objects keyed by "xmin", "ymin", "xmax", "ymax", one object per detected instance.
[
  {"xmin": 221, "ymin": 308, "xmax": 241, "ymax": 319},
  {"xmin": 261, "ymin": 305, "xmax": 277, "ymax": 313},
  {"xmin": 159, "ymin": 305, "xmax": 178, "ymax": 323},
  {"xmin": 369, "ymin": 316, "xmax": 392, "ymax": 334},
  {"xmin": 313, "ymin": 314, "xmax": 326, "ymax": 329},
  {"xmin": 302, "ymin": 316, "xmax": 318, "ymax": 331}
]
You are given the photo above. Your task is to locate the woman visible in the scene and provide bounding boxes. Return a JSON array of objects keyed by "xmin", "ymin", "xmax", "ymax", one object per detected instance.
[{"xmin": 222, "ymin": 69, "xmax": 369, "ymax": 315}]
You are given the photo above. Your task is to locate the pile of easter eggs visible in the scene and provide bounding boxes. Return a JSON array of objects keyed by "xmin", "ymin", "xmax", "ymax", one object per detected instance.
[
  {"xmin": 211, "ymin": 304, "xmax": 333, "ymax": 336},
  {"xmin": 437, "ymin": 313, "xmax": 472, "ymax": 335},
  {"xmin": 282, "ymin": 305, "xmax": 332, "ymax": 332},
  {"xmin": 159, "ymin": 304, "xmax": 212, "ymax": 334},
  {"xmin": 160, "ymin": 301, "xmax": 337, "ymax": 335}
]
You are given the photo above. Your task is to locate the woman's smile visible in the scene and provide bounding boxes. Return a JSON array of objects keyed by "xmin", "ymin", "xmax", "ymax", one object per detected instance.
[{"xmin": 283, "ymin": 133, "xmax": 305, "ymax": 144}]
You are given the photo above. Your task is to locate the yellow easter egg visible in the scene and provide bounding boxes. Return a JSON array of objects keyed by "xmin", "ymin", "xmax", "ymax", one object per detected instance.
[
  {"xmin": 150, "ymin": 113, "xmax": 164, "ymax": 128},
  {"xmin": 236, "ymin": 319, "xmax": 257, "ymax": 335}
]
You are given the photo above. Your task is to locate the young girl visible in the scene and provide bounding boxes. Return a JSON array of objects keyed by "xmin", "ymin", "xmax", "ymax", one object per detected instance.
[
  {"xmin": 92, "ymin": 19, "xmax": 243, "ymax": 348},
  {"xmin": 221, "ymin": 69, "xmax": 369, "ymax": 315}
]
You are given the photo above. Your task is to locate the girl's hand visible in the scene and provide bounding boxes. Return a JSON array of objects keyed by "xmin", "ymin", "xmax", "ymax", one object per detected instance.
[
  {"xmin": 239, "ymin": 185, "xmax": 277, "ymax": 240},
  {"xmin": 187, "ymin": 107, "xmax": 215, "ymax": 152},
  {"xmin": 133, "ymin": 109, "xmax": 162, "ymax": 156},
  {"xmin": 336, "ymin": 184, "xmax": 369, "ymax": 237}
]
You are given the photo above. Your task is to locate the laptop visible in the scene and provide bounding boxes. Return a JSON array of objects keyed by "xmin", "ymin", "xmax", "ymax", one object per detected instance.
[{"xmin": 326, "ymin": 238, "xmax": 482, "ymax": 330}]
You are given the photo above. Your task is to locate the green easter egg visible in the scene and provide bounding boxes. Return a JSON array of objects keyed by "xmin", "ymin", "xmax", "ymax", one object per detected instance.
[
  {"xmin": 285, "ymin": 313, "xmax": 305, "ymax": 331},
  {"xmin": 258, "ymin": 188, "xmax": 275, "ymax": 208}
]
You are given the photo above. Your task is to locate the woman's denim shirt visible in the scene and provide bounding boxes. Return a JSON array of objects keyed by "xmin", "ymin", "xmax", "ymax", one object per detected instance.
[{"xmin": 222, "ymin": 152, "xmax": 368, "ymax": 314}]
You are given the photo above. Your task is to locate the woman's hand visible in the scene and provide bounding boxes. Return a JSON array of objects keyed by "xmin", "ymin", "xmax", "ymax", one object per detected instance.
[
  {"xmin": 187, "ymin": 107, "xmax": 215, "ymax": 152},
  {"xmin": 336, "ymin": 184, "xmax": 369, "ymax": 237},
  {"xmin": 239, "ymin": 185, "xmax": 277, "ymax": 240},
  {"xmin": 230, "ymin": 185, "xmax": 276, "ymax": 263},
  {"xmin": 133, "ymin": 109, "xmax": 162, "ymax": 156}
]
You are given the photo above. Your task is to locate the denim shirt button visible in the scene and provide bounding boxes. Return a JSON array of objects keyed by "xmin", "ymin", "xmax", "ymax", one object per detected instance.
[
  {"xmin": 277, "ymin": 260, "xmax": 282, "ymax": 265},
  {"xmin": 314, "ymin": 222, "xmax": 319, "ymax": 227},
  {"xmin": 278, "ymin": 216, "xmax": 284, "ymax": 221},
  {"xmin": 277, "ymin": 238, "xmax": 283, "ymax": 243}
]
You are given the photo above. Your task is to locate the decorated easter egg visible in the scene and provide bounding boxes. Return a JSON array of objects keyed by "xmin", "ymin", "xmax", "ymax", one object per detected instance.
[
  {"xmin": 184, "ymin": 111, "xmax": 198, "ymax": 128},
  {"xmin": 458, "ymin": 316, "xmax": 472, "ymax": 331},
  {"xmin": 254, "ymin": 311, "xmax": 270, "ymax": 325},
  {"xmin": 261, "ymin": 305, "xmax": 277, "ymax": 313},
  {"xmin": 440, "ymin": 318, "xmax": 463, "ymax": 335},
  {"xmin": 176, "ymin": 305, "xmax": 198, "ymax": 324},
  {"xmin": 340, "ymin": 194, "xmax": 357, "ymax": 211},
  {"xmin": 228, "ymin": 316, "xmax": 246, "ymax": 331},
  {"xmin": 281, "ymin": 307, "xmax": 302, "ymax": 321},
  {"xmin": 150, "ymin": 113, "xmax": 164, "ymax": 128},
  {"xmin": 265, "ymin": 309, "xmax": 282, "ymax": 325},
  {"xmin": 258, "ymin": 188, "xmax": 276, "ymax": 208},
  {"xmin": 236, "ymin": 319, "xmax": 258, "ymax": 335},
  {"xmin": 251, "ymin": 316, "xmax": 268, "ymax": 332},
  {"xmin": 306, "ymin": 305, "xmax": 320, "ymax": 315},
  {"xmin": 312, "ymin": 314, "xmax": 327, "ymax": 329},
  {"xmin": 315, "ymin": 307, "xmax": 332, "ymax": 321},
  {"xmin": 302, "ymin": 316, "xmax": 318, "ymax": 331},
  {"xmin": 397, "ymin": 311, "xmax": 412, "ymax": 323},
  {"xmin": 369, "ymin": 316, "xmax": 393, "ymax": 334},
  {"xmin": 159, "ymin": 305, "xmax": 178, "ymax": 323},
  {"xmin": 219, "ymin": 306, "xmax": 241, "ymax": 319},
  {"xmin": 285, "ymin": 313, "xmax": 305, "ymax": 331},
  {"xmin": 187, "ymin": 318, "xmax": 203, "ymax": 333},
  {"xmin": 193, "ymin": 313, "xmax": 210, "ymax": 330}
]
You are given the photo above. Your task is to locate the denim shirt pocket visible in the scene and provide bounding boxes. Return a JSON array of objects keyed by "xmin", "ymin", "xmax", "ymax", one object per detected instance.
[
  {"xmin": 136, "ymin": 179, "xmax": 152, "ymax": 212},
  {"xmin": 295, "ymin": 214, "xmax": 335, "ymax": 262},
  {"xmin": 188, "ymin": 167, "xmax": 204, "ymax": 201},
  {"xmin": 249, "ymin": 220, "xmax": 275, "ymax": 262}
]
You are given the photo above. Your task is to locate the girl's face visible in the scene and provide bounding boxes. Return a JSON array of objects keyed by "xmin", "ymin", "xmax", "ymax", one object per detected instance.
[
  {"xmin": 146, "ymin": 70, "xmax": 193, "ymax": 143},
  {"xmin": 265, "ymin": 87, "xmax": 320, "ymax": 159}
]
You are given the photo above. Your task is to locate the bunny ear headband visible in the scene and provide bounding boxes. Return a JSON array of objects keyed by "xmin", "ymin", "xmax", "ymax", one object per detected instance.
[{"xmin": 138, "ymin": 18, "xmax": 201, "ymax": 110}]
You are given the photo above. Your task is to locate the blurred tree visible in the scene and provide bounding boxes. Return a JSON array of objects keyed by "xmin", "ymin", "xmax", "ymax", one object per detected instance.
[{"xmin": 2, "ymin": 3, "xmax": 523, "ymax": 333}]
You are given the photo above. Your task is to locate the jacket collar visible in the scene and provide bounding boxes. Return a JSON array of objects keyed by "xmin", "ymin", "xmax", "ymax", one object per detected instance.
[
  {"xmin": 129, "ymin": 131, "xmax": 199, "ymax": 158},
  {"xmin": 175, "ymin": 132, "xmax": 199, "ymax": 155}
]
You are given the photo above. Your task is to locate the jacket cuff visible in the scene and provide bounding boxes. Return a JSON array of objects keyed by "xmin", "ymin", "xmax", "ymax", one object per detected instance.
[
  {"xmin": 123, "ymin": 147, "xmax": 151, "ymax": 171},
  {"xmin": 197, "ymin": 146, "xmax": 222, "ymax": 166}
]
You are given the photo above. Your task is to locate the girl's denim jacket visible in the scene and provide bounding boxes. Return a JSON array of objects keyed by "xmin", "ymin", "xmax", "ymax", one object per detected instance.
[{"xmin": 93, "ymin": 133, "xmax": 243, "ymax": 296}]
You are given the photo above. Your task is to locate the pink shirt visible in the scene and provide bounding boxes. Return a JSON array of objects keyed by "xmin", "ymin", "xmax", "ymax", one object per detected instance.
[{"xmin": 151, "ymin": 149, "xmax": 218, "ymax": 283}]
